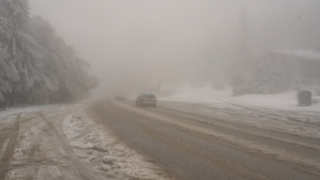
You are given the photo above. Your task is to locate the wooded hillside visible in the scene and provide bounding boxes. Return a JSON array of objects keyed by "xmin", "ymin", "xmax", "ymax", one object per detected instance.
[{"xmin": 0, "ymin": 0, "xmax": 98, "ymax": 106}]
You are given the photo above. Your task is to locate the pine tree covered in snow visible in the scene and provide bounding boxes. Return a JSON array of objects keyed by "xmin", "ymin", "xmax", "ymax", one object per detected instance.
[
  {"xmin": 0, "ymin": 0, "xmax": 44, "ymax": 105},
  {"xmin": 253, "ymin": 53, "xmax": 283, "ymax": 94},
  {"xmin": 0, "ymin": 1, "xmax": 16, "ymax": 100},
  {"xmin": 231, "ymin": 52, "xmax": 303, "ymax": 95},
  {"xmin": 277, "ymin": 53, "xmax": 301, "ymax": 91},
  {"xmin": 231, "ymin": 68, "xmax": 255, "ymax": 95},
  {"xmin": 0, "ymin": 0, "xmax": 98, "ymax": 105},
  {"xmin": 279, "ymin": 56, "xmax": 291, "ymax": 91},
  {"xmin": 287, "ymin": 56, "xmax": 301, "ymax": 90},
  {"xmin": 29, "ymin": 16, "xmax": 98, "ymax": 102}
]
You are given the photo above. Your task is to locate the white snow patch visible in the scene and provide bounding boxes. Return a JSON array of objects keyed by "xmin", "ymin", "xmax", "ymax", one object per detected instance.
[
  {"xmin": 0, "ymin": 104, "xmax": 59, "ymax": 120},
  {"xmin": 62, "ymin": 110, "xmax": 167, "ymax": 180},
  {"xmin": 13, "ymin": 122, "xmax": 47, "ymax": 159},
  {"xmin": 0, "ymin": 137, "xmax": 9, "ymax": 155},
  {"xmin": 158, "ymin": 85, "xmax": 320, "ymax": 138},
  {"xmin": 159, "ymin": 85, "xmax": 320, "ymax": 112}
]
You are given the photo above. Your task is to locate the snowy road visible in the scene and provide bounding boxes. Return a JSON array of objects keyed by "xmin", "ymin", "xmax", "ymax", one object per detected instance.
[
  {"xmin": 1, "ymin": 100, "xmax": 319, "ymax": 180},
  {"xmin": 0, "ymin": 103, "xmax": 167, "ymax": 180},
  {"xmin": 94, "ymin": 100, "xmax": 320, "ymax": 180}
]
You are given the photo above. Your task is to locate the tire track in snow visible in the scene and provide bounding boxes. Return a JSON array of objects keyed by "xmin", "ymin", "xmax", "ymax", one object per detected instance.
[
  {"xmin": 159, "ymin": 101, "xmax": 320, "ymax": 139},
  {"xmin": 115, "ymin": 102, "xmax": 320, "ymax": 177},
  {"xmin": 39, "ymin": 113, "xmax": 94, "ymax": 180},
  {"xmin": 110, "ymin": 106, "xmax": 272, "ymax": 180},
  {"xmin": 27, "ymin": 126, "xmax": 49, "ymax": 158},
  {"xmin": 95, "ymin": 103, "xmax": 182, "ymax": 180},
  {"xmin": 151, "ymin": 106, "xmax": 320, "ymax": 154},
  {"xmin": 0, "ymin": 114, "xmax": 21, "ymax": 180}
]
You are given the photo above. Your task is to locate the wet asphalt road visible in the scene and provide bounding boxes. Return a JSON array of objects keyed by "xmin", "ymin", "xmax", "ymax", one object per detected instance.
[{"xmin": 94, "ymin": 101, "xmax": 320, "ymax": 180}]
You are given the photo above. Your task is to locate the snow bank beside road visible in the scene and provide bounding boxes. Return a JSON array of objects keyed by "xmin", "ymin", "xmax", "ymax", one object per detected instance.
[
  {"xmin": 159, "ymin": 85, "xmax": 320, "ymax": 112},
  {"xmin": 1, "ymin": 104, "xmax": 168, "ymax": 180},
  {"xmin": 63, "ymin": 110, "xmax": 167, "ymax": 180},
  {"xmin": 233, "ymin": 91, "xmax": 320, "ymax": 111},
  {"xmin": 0, "ymin": 104, "xmax": 57, "ymax": 119}
]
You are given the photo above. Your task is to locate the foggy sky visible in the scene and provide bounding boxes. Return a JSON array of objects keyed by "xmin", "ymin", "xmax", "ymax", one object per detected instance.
[{"xmin": 29, "ymin": 0, "xmax": 320, "ymax": 96}]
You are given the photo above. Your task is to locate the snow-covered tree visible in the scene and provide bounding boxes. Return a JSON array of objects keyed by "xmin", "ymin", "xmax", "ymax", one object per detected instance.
[
  {"xmin": 0, "ymin": 1, "xmax": 16, "ymax": 101},
  {"xmin": 287, "ymin": 56, "xmax": 301, "ymax": 90},
  {"xmin": 253, "ymin": 53, "xmax": 283, "ymax": 94},
  {"xmin": 0, "ymin": 0, "xmax": 45, "ymax": 105},
  {"xmin": 0, "ymin": 1, "xmax": 98, "ymax": 105},
  {"xmin": 28, "ymin": 16, "xmax": 98, "ymax": 103},
  {"xmin": 275, "ymin": 53, "xmax": 301, "ymax": 91}
]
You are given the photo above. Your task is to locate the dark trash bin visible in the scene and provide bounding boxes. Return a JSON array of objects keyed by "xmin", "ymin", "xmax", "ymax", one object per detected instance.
[{"xmin": 297, "ymin": 90, "xmax": 312, "ymax": 106}]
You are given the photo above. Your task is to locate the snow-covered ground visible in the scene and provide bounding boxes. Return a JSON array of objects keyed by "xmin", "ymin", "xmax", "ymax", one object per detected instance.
[
  {"xmin": 156, "ymin": 86, "xmax": 320, "ymax": 139},
  {"xmin": 62, "ymin": 110, "xmax": 167, "ymax": 180},
  {"xmin": 159, "ymin": 85, "xmax": 320, "ymax": 112},
  {"xmin": 0, "ymin": 104, "xmax": 58, "ymax": 119},
  {"xmin": 1, "ymin": 104, "xmax": 167, "ymax": 180}
]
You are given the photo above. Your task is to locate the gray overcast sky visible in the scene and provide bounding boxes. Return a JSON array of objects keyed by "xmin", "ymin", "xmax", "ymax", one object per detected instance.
[{"xmin": 29, "ymin": 0, "xmax": 320, "ymax": 95}]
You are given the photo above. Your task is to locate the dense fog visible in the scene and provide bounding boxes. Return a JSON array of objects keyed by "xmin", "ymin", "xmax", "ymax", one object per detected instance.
[{"xmin": 29, "ymin": 0, "xmax": 320, "ymax": 97}]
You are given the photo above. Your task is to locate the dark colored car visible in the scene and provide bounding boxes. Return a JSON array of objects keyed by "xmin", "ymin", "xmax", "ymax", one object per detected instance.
[
  {"xmin": 297, "ymin": 90, "xmax": 312, "ymax": 106},
  {"xmin": 136, "ymin": 93, "xmax": 157, "ymax": 107}
]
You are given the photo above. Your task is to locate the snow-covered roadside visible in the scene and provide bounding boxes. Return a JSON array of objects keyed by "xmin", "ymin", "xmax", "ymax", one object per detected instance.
[
  {"xmin": 0, "ymin": 104, "xmax": 58, "ymax": 119},
  {"xmin": 158, "ymin": 85, "xmax": 320, "ymax": 138},
  {"xmin": 159, "ymin": 85, "xmax": 320, "ymax": 112},
  {"xmin": 62, "ymin": 110, "xmax": 168, "ymax": 180},
  {"xmin": 232, "ymin": 90, "xmax": 320, "ymax": 112},
  {"xmin": 2, "ymin": 104, "xmax": 167, "ymax": 180},
  {"xmin": 159, "ymin": 101, "xmax": 320, "ymax": 139}
]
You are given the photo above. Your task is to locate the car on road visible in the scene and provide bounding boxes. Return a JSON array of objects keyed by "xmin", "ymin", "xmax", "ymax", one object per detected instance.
[{"xmin": 136, "ymin": 93, "xmax": 157, "ymax": 107}]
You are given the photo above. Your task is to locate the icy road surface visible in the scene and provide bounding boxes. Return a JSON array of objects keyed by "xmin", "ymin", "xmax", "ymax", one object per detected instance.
[{"xmin": 94, "ymin": 100, "xmax": 320, "ymax": 180}]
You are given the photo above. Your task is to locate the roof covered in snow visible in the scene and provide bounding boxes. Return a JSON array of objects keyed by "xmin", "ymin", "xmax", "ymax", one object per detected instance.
[{"xmin": 276, "ymin": 50, "xmax": 320, "ymax": 61}]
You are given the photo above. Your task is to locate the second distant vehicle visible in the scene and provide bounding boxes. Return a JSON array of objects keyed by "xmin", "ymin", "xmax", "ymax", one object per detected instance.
[{"xmin": 136, "ymin": 93, "xmax": 157, "ymax": 107}]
